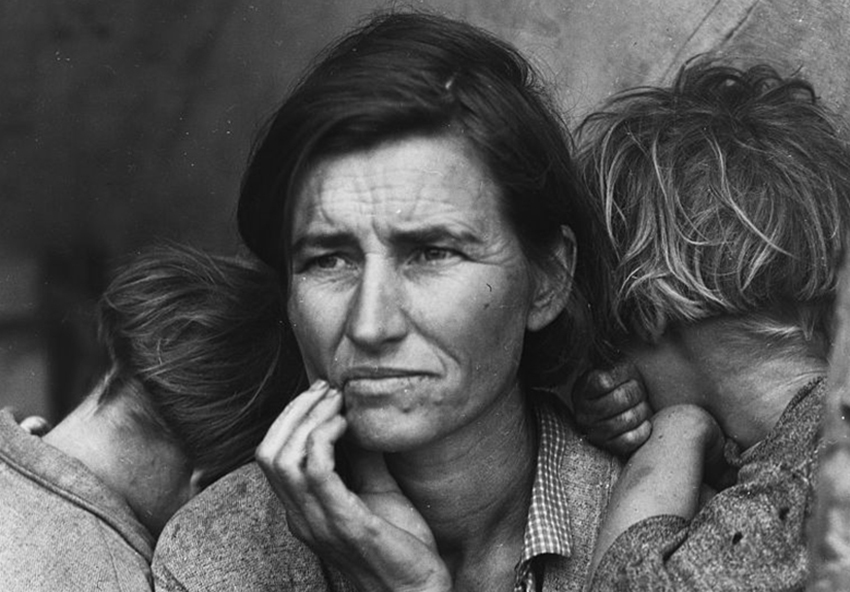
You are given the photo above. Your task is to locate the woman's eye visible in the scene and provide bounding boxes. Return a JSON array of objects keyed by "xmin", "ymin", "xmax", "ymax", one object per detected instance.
[
  {"xmin": 413, "ymin": 247, "xmax": 457, "ymax": 264},
  {"xmin": 308, "ymin": 254, "xmax": 350, "ymax": 271}
]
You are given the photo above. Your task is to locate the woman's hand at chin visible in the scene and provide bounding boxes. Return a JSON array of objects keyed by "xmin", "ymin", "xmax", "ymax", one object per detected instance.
[{"xmin": 257, "ymin": 379, "xmax": 452, "ymax": 592}]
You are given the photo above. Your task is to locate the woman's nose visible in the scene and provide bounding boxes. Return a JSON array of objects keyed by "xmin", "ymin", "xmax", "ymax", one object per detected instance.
[{"xmin": 345, "ymin": 257, "xmax": 407, "ymax": 349}]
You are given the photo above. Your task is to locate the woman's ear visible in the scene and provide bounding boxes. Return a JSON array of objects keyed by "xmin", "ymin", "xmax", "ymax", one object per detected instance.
[{"xmin": 527, "ymin": 225, "xmax": 577, "ymax": 332}]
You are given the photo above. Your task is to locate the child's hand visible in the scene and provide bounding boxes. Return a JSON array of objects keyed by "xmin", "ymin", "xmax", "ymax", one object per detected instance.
[
  {"xmin": 11, "ymin": 411, "xmax": 52, "ymax": 436},
  {"xmin": 572, "ymin": 362, "xmax": 652, "ymax": 456}
]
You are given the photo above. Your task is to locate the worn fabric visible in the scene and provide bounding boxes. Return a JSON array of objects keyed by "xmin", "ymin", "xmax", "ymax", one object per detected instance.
[
  {"xmin": 519, "ymin": 400, "xmax": 575, "ymax": 583},
  {"xmin": 154, "ymin": 395, "xmax": 620, "ymax": 592},
  {"xmin": 590, "ymin": 378, "xmax": 826, "ymax": 592},
  {"xmin": 0, "ymin": 408, "xmax": 154, "ymax": 591}
]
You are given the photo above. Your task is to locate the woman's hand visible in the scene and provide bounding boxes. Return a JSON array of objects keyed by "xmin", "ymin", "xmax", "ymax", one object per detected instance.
[
  {"xmin": 572, "ymin": 362, "xmax": 653, "ymax": 456},
  {"xmin": 256, "ymin": 380, "xmax": 452, "ymax": 592}
]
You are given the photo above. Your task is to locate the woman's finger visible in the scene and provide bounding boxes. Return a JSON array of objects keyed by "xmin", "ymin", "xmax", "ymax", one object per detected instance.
[
  {"xmin": 259, "ymin": 379, "xmax": 331, "ymax": 452},
  {"xmin": 257, "ymin": 385, "xmax": 343, "ymax": 509},
  {"xmin": 258, "ymin": 385, "xmax": 342, "ymax": 469},
  {"xmin": 303, "ymin": 413, "xmax": 348, "ymax": 488}
]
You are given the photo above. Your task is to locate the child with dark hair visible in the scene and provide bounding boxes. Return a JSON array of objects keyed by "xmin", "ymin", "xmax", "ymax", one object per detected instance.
[
  {"xmin": 0, "ymin": 244, "xmax": 303, "ymax": 591},
  {"xmin": 573, "ymin": 59, "xmax": 850, "ymax": 590}
]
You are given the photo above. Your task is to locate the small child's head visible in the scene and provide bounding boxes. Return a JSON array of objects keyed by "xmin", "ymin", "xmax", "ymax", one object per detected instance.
[
  {"xmin": 95, "ymin": 244, "xmax": 304, "ymax": 488},
  {"xmin": 578, "ymin": 58, "xmax": 850, "ymax": 352}
]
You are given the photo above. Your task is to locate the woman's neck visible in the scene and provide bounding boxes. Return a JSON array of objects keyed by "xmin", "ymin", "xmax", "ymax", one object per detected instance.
[
  {"xmin": 385, "ymin": 383, "xmax": 537, "ymax": 579},
  {"xmin": 43, "ymin": 392, "xmax": 194, "ymax": 536}
]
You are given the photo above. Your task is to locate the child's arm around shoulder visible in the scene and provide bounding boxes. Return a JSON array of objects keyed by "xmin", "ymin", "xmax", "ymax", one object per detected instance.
[{"xmin": 589, "ymin": 405, "xmax": 723, "ymax": 583}]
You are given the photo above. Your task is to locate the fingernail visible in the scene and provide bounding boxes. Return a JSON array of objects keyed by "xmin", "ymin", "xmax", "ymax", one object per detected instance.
[{"xmin": 312, "ymin": 379, "xmax": 328, "ymax": 390}]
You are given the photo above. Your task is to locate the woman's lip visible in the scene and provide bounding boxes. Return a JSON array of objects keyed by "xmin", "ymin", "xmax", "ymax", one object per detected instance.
[
  {"xmin": 340, "ymin": 368, "xmax": 432, "ymax": 383},
  {"xmin": 343, "ymin": 375, "xmax": 429, "ymax": 397}
]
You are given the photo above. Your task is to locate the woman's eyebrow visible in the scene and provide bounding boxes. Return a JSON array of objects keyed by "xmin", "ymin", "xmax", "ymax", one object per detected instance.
[
  {"xmin": 389, "ymin": 225, "xmax": 482, "ymax": 247},
  {"xmin": 291, "ymin": 231, "xmax": 353, "ymax": 254}
]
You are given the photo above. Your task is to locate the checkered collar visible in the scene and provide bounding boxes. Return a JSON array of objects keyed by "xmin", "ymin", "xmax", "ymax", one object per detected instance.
[{"xmin": 514, "ymin": 396, "xmax": 572, "ymax": 590}]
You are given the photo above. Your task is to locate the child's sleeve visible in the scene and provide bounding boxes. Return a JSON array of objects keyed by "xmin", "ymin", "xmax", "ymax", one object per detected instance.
[{"xmin": 589, "ymin": 384, "xmax": 822, "ymax": 591}]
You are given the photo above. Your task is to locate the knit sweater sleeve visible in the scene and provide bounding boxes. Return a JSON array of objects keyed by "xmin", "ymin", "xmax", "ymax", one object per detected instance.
[{"xmin": 589, "ymin": 380, "xmax": 823, "ymax": 592}]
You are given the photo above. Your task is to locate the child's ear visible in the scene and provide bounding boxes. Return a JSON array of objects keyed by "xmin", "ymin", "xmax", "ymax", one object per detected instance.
[{"xmin": 527, "ymin": 225, "xmax": 576, "ymax": 332}]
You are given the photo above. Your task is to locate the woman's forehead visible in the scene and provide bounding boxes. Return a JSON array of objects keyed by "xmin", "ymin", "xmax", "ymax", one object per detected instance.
[{"xmin": 290, "ymin": 135, "xmax": 505, "ymax": 238}]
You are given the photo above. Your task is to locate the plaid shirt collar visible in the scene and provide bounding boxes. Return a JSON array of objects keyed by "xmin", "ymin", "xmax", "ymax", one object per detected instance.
[{"xmin": 514, "ymin": 397, "xmax": 572, "ymax": 592}]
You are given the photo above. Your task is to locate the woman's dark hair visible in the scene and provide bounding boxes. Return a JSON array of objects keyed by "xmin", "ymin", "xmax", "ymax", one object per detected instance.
[
  {"xmin": 97, "ymin": 244, "xmax": 305, "ymax": 487},
  {"xmin": 238, "ymin": 11, "xmax": 612, "ymax": 385}
]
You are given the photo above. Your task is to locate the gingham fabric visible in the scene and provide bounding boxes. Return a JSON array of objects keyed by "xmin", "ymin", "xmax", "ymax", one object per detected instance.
[{"xmin": 514, "ymin": 401, "xmax": 572, "ymax": 592}]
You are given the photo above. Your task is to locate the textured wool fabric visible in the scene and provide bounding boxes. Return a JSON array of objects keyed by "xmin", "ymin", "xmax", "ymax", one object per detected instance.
[
  {"xmin": 153, "ymin": 395, "xmax": 620, "ymax": 592},
  {"xmin": 0, "ymin": 408, "xmax": 154, "ymax": 591},
  {"xmin": 590, "ymin": 378, "xmax": 826, "ymax": 591}
]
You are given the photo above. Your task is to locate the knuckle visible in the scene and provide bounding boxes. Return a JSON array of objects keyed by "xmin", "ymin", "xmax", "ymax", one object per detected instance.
[
  {"xmin": 256, "ymin": 446, "xmax": 301, "ymax": 480},
  {"xmin": 587, "ymin": 378, "xmax": 643, "ymax": 414},
  {"xmin": 303, "ymin": 459, "xmax": 326, "ymax": 482},
  {"xmin": 592, "ymin": 370, "xmax": 617, "ymax": 392},
  {"xmin": 604, "ymin": 395, "xmax": 631, "ymax": 417},
  {"xmin": 304, "ymin": 431, "xmax": 329, "ymax": 458},
  {"xmin": 633, "ymin": 401, "xmax": 652, "ymax": 421},
  {"xmin": 635, "ymin": 420, "xmax": 652, "ymax": 439},
  {"xmin": 616, "ymin": 379, "xmax": 646, "ymax": 405},
  {"xmin": 577, "ymin": 368, "xmax": 615, "ymax": 395},
  {"xmin": 614, "ymin": 422, "xmax": 651, "ymax": 449},
  {"xmin": 620, "ymin": 406, "xmax": 643, "ymax": 425},
  {"xmin": 607, "ymin": 407, "xmax": 643, "ymax": 433},
  {"xmin": 619, "ymin": 429, "xmax": 642, "ymax": 446}
]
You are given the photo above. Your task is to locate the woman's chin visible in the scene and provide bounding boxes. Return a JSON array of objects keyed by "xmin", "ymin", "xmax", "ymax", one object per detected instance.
[{"xmin": 343, "ymin": 415, "xmax": 429, "ymax": 453}]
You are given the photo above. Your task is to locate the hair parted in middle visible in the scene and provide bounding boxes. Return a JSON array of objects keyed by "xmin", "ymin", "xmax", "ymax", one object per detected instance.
[
  {"xmin": 577, "ymin": 57, "xmax": 850, "ymax": 346},
  {"xmin": 237, "ymin": 10, "xmax": 613, "ymax": 385}
]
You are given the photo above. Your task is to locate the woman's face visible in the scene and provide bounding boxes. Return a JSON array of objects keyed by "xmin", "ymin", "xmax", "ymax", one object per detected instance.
[{"xmin": 287, "ymin": 134, "xmax": 557, "ymax": 452}]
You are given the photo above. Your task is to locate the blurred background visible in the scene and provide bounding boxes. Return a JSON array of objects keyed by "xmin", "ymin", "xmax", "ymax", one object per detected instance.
[{"xmin": 2, "ymin": 0, "xmax": 849, "ymax": 422}]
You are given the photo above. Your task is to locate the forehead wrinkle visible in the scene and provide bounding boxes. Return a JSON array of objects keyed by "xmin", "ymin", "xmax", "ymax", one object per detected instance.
[
  {"xmin": 310, "ymin": 168, "xmax": 489, "ymax": 230},
  {"xmin": 293, "ymin": 135, "xmax": 506, "ymax": 250}
]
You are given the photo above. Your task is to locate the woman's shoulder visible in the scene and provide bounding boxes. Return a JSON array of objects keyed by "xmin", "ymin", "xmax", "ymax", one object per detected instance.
[
  {"xmin": 534, "ymin": 391, "xmax": 623, "ymax": 483},
  {"xmin": 162, "ymin": 462, "xmax": 280, "ymax": 533},
  {"xmin": 153, "ymin": 462, "xmax": 330, "ymax": 591}
]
